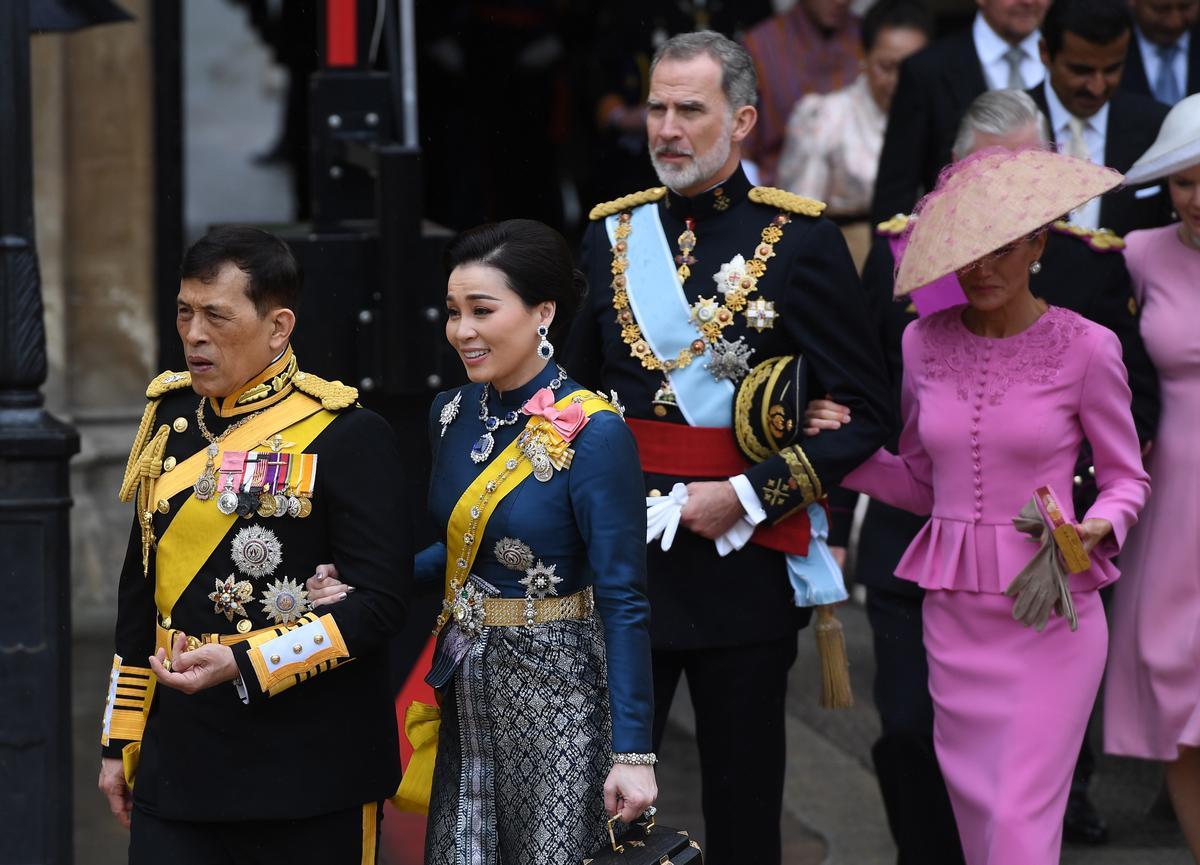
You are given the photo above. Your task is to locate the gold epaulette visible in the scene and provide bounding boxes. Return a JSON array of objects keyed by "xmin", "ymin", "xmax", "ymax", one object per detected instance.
[
  {"xmin": 588, "ymin": 187, "xmax": 667, "ymax": 220},
  {"xmin": 120, "ymin": 371, "xmax": 191, "ymax": 504},
  {"xmin": 876, "ymin": 213, "xmax": 912, "ymax": 237},
  {"xmin": 1051, "ymin": 220, "xmax": 1125, "ymax": 252},
  {"xmin": 145, "ymin": 369, "xmax": 192, "ymax": 398},
  {"xmin": 292, "ymin": 371, "xmax": 359, "ymax": 411},
  {"xmin": 748, "ymin": 186, "xmax": 826, "ymax": 218}
]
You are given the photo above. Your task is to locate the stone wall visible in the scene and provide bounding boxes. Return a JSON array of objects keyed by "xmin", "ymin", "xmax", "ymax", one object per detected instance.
[{"xmin": 32, "ymin": 2, "xmax": 157, "ymax": 635}]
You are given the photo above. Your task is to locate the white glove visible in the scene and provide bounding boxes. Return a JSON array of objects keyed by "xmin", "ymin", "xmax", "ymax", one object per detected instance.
[{"xmin": 646, "ymin": 483, "xmax": 688, "ymax": 551}]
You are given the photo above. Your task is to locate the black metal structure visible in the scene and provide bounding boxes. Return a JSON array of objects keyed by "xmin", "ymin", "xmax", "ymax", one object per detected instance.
[{"xmin": 0, "ymin": 3, "xmax": 82, "ymax": 863}]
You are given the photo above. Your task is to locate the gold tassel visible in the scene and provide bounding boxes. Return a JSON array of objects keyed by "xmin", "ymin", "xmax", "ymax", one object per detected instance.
[
  {"xmin": 133, "ymin": 424, "xmax": 170, "ymax": 577},
  {"xmin": 815, "ymin": 605, "xmax": 853, "ymax": 709}
]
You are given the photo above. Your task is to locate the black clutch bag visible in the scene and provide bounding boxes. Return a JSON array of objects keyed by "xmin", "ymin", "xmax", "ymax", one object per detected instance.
[{"xmin": 583, "ymin": 812, "xmax": 703, "ymax": 865}]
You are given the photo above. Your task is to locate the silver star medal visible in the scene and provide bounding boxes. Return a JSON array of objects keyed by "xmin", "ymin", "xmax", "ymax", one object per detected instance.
[
  {"xmin": 439, "ymin": 390, "xmax": 462, "ymax": 438},
  {"xmin": 230, "ymin": 525, "xmax": 282, "ymax": 579},
  {"xmin": 260, "ymin": 577, "xmax": 309, "ymax": 625},
  {"xmin": 706, "ymin": 337, "xmax": 755, "ymax": 382},
  {"xmin": 520, "ymin": 560, "xmax": 562, "ymax": 598}
]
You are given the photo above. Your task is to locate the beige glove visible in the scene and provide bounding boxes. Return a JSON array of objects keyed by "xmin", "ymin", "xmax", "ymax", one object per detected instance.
[{"xmin": 1004, "ymin": 497, "xmax": 1078, "ymax": 632}]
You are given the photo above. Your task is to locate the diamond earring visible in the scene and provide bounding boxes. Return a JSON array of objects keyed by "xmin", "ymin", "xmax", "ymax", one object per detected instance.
[
  {"xmin": 1029, "ymin": 260, "xmax": 1042, "ymax": 275},
  {"xmin": 536, "ymin": 324, "xmax": 554, "ymax": 360}
]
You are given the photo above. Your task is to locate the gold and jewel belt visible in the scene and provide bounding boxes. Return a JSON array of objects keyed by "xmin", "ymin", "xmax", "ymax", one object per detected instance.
[
  {"xmin": 480, "ymin": 585, "xmax": 593, "ymax": 628},
  {"xmin": 609, "ymin": 208, "xmax": 791, "ymax": 374}
]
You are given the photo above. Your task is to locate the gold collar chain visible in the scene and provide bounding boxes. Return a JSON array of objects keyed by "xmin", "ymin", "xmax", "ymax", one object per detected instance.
[{"xmin": 609, "ymin": 210, "xmax": 790, "ymax": 373}]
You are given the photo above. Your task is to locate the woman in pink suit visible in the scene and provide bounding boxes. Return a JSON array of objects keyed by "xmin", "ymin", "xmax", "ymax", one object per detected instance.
[
  {"xmin": 807, "ymin": 148, "xmax": 1150, "ymax": 865},
  {"xmin": 1103, "ymin": 93, "xmax": 1200, "ymax": 861}
]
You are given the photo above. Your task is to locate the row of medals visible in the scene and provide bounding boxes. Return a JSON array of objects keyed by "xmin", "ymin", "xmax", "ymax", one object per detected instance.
[{"xmin": 192, "ymin": 443, "xmax": 313, "ymax": 518}]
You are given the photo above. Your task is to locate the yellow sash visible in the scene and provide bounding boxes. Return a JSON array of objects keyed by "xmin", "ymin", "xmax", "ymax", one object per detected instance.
[
  {"xmin": 393, "ymin": 389, "xmax": 616, "ymax": 814},
  {"xmin": 152, "ymin": 404, "xmax": 340, "ymax": 619}
]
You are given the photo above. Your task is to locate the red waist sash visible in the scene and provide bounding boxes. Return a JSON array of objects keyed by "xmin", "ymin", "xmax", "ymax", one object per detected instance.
[{"xmin": 627, "ymin": 416, "xmax": 812, "ymax": 556}]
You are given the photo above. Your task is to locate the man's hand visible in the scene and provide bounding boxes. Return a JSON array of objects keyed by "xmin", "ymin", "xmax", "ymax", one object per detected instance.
[
  {"xmin": 148, "ymin": 632, "xmax": 239, "ymax": 694},
  {"xmin": 804, "ymin": 394, "xmax": 851, "ymax": 437},
  {"xmin": 307, "ymin": 563, "xmax": 352, "ymax": 608},
  {"xmin": 603, "ymin": 764, "xmax": 658, "ymax": 823},
  {"xmin": 680, "ymin": 481, "xmax": 744, "ymax": 540},
  {"xmin": 98, "ymin": 757, "xmax": 132, "ymax": 829}
]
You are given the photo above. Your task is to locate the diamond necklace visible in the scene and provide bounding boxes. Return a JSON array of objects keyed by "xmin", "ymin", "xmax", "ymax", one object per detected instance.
[{"xmin": 470, "ymin": 365, "xmax": 568, "ymax": 464}]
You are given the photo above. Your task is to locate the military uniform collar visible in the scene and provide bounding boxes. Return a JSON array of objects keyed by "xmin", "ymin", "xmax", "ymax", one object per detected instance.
[
  {"xmin": 664, "ymin": 164, "xmax": 752, "ymax": 221},
  {"xmin": 493, "ymin": 361, "xmax": 561, "ymax": 409},
  {"xmin": 208, "ymin": 345, "xmax": 299, "ymax": 417}
]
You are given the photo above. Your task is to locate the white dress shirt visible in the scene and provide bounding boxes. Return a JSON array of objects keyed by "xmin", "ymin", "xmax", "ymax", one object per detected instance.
[
  {"xmin": 1136, "ymin": 26, "xmax": 1190, "ymax": 102},
  {"xmin": 973, "ymin": 13, "xmax": 1045, "ymax": 90},
  {"xmin": 1043, "ymin": 80, "xmax": 1109, "ymax": 229}
]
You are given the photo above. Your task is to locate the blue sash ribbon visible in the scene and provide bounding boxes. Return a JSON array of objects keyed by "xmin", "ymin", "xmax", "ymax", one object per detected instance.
[{"xmin": 606, "ymin": 205, "xmax": 733, "ymax": 427}]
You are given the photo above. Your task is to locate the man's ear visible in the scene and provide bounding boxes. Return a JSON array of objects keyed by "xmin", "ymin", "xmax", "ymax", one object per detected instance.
[
  {"xmin": 268, "ymin": 308, "xmax": 296, "ymax": 352},
  {"xmin": 730, "ymin": 105, "xmax": 758, "ymax": 143}
]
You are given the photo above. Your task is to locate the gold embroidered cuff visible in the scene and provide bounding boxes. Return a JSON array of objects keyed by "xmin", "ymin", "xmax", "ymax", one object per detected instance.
[
  {"xmin": 102, "ymin": 657, "xmax": 156, "ymax": 746},
  {"xmin": 780, "ymin": 446, "xmax": 822, "ymax": 510},
  {"xmin": 244, "ymin": 612, "xmax": 350, "ymax": 697}
]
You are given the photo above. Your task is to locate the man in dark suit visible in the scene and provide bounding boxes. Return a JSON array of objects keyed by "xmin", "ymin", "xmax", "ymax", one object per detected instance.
[
  {"xmin": 1120, "ymin": 0, "xmax": 1200, "ymax": 103},
  {"xmin": 854, "ymin": 89, "xmax": 1159, "ymax": 863},
  {"xmin": 565, "ymin": 30, "xmax": 892, "ymax": 865},
  {"xmin": 871, "ymin": 0, "xmax": 1051, "ymax": 222},
  {"xmin": 1031, "ymin": 0, "xmax": 1173, "ymax": 235}
]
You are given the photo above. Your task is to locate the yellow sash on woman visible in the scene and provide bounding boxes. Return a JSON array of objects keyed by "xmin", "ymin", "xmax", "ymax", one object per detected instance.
[{"xmin": 393, "ymin": 389, "xmax": 616, "ymax": 814}]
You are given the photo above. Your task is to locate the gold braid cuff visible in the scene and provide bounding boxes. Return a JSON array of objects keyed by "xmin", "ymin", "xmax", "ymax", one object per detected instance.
[
  {"xmin": 748, "ymin": 187, "xmax": 826, "ymax": 218},
  {"xmin": 734, "ymin": 359, "xmax": 778, "ymax": 464},
  {"xmin": 780, "ymin": 445, "xmax": 823, "ymax": 509},
  {"xmin": 588, "ymin": 187, "xmax": 667, "ymax": 221}
]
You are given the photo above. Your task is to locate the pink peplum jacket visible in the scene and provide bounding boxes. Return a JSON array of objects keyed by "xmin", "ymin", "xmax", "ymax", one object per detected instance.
[{"xmin": 844, "ymin": 305, "xmax": 1150, "ymax": 594}]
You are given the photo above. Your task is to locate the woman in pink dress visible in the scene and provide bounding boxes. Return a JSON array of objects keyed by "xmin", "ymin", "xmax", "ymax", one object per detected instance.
[
  {"xmin": 807, "ymin": 148, "xmax": 1150, "ymax": 864},
  {"xmin": 1103, "ymin": 93, "xmax": 1200, "ymax": 860}
]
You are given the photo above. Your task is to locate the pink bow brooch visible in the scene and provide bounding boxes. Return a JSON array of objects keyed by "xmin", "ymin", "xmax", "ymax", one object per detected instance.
[{"xmin": 521, "ymin": 387, "xmax": 588, "ymax": 442}]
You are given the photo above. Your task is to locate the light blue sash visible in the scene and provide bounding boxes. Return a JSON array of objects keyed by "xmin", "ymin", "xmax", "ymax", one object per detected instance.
[
  {"xmin": 788, "ymin": 503, "xmax": 849, "ymax": 606},
  {"xmin": 606, "ymin": 204, "xmax": 733, "ymax": 427}
]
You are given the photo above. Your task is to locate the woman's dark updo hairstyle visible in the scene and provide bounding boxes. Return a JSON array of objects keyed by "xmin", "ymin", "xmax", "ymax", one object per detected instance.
[{"xmin": 444, "ymin": 219, "xmax": 587, "ymax": 349}]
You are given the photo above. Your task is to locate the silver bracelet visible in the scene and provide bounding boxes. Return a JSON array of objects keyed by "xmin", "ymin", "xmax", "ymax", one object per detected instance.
[{"xmin": 612, "ymin": 752, "xmax": 658, "ymax": 765}]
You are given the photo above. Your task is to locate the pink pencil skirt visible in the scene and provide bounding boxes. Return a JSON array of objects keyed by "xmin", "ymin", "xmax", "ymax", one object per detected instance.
[{"xmin": 923, "ymin": 589, "xmax": 1107, "ymax": 865}]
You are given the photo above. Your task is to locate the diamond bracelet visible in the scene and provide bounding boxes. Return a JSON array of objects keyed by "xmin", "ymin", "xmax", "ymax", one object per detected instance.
[{"xmin": 612, "ymin": 752, "xmax": 658, "ymax": 766}]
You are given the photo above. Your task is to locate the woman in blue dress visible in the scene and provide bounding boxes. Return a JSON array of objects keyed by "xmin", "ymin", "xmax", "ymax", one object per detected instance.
[{"xmin": 314, "ymin": 219, "xmax": 656, "ymax": 863}]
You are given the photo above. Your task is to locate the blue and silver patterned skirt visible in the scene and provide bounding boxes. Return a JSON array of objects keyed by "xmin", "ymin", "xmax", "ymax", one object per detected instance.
[{"xmin": 425, "ymin": 614, "xmax": 613, "ymax": 865}]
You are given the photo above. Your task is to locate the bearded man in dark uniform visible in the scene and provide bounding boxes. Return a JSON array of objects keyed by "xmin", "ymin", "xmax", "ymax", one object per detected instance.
[
  {"xmin": 96, "ymin": 226, "xmax": 410, "ymax": 864},
  {"xmin": 564, "ymin": 30, "xmax": 892, "ymax": 865}
]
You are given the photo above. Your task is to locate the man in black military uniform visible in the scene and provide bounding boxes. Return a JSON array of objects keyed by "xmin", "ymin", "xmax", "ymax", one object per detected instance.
[
  {"xmin": 97, "ymin": 226, "xmax": 410, "ymax": 863},
  {"xmin": 846, "ymin": 89, "xmax": 1159, "ymax": 864},
  {"xmin": 565, "ymin": 31, "xmax": 892, "ymax": 865}
]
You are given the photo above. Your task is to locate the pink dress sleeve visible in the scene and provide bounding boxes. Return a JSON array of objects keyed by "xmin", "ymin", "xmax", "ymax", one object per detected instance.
[
  {"xmin": 1078, "ymin": 327, "xmax": 1151, "ymax": 557},
  {"xmin": 842, "ymin": 324, "xmax": 935, "ymax": 515}
]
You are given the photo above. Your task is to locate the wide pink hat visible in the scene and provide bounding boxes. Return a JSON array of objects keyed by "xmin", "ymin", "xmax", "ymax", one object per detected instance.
[{"xmin": 894, "ymin": 147, "xmax": 1123, "ymax": 297}]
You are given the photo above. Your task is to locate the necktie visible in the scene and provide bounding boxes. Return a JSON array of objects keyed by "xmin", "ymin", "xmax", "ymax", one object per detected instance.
[
  {"xmin": 1003, "ymin": 46, "xmax": 1026, "ymax": 90},
  {"xmin": 1067, "ymin": 116, "xmax": 1090, "ymax": 161},
  {"xmin": 1154, "ymin": 43, "xmax": 1182, "ymax": 105}
]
